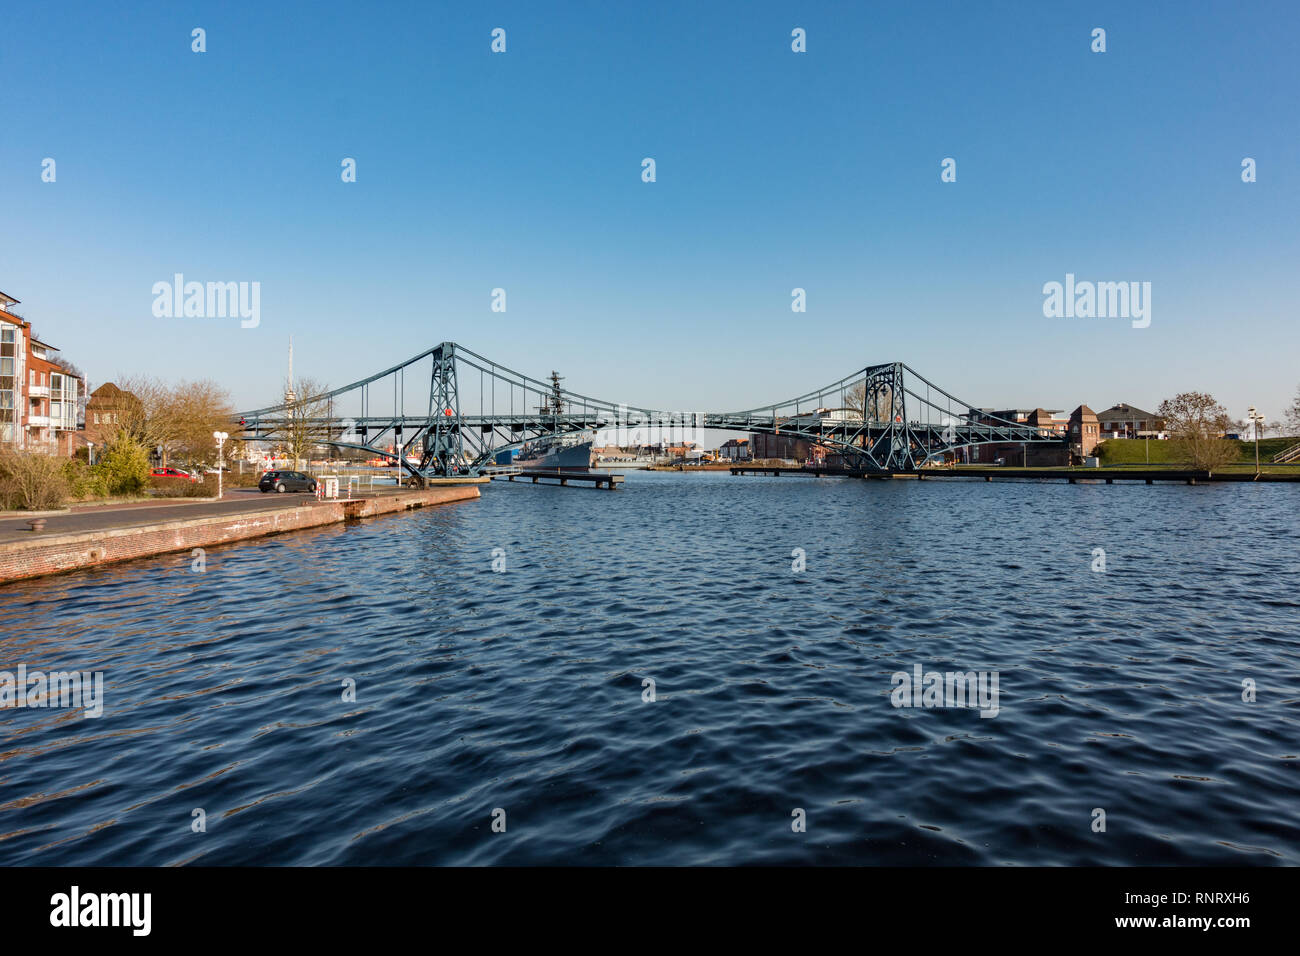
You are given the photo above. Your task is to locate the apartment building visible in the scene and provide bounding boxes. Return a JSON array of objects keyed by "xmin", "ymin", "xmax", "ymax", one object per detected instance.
[{"xmin": 0, "ymin": 289, "xmax": 85, "ymax": 454}]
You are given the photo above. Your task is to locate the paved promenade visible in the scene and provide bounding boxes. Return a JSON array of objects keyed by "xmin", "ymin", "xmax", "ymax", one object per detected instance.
[
  {"xmin": 0, "ymin": 490, "xmax": 313, "ymax": 544},
  {"xmin": 0, "ymin": 486, "xmax": 481, "ymax": 583}
]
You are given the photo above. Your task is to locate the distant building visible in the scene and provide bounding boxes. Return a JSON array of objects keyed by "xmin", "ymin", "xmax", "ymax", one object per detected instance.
[
  {"xmin": 718, "ymin": 438, "xmax": 749, "ymax": 461},
  {"xmin": 967, "ymin": 408, "xmax": 1068, "ymax": 465},
  {"xmin": 1026, "ymin": 408, "xmax": 1069, "ymax": 436},
  {"xmin": 0, "ymin": 292, "xmax": 25, "ymax": 447},
  {"xmin": 1068, "ymin": 404, "xmax": 1101, "ymax": 458},
  {"xmin": 85, "ymin": 382, "xmax": 139, "ymax": 448},
  {"xmin": 0, "ymin": 289, "xmax": 85, "ymax": 455},
  {"xmin": 27, "ymin": 335, "xmax": 83, "ymax": 454},
  {"xmin": 666, "ymin": 442, "xmax": 700, "ymax": 460},
  {"xmin": 1096, "ymin": 402, "xmax": 1164, "ymax": 440},
  {"xmin": 749, "ymin": 408, "xmax": 859, "ymax": 462}
]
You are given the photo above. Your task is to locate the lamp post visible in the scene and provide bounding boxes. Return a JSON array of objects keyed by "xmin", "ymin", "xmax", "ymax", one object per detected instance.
[
  {"xmin": 1247, "ymin": 407, "xmax": 1264, "ymax": 477},
  {"xmin": 213, "ymin": 431, "xmax": 228, "ymax": 498}
]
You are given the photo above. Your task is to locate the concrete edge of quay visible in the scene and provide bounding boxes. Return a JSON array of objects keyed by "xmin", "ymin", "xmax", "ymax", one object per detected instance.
[{"xmin": 0, "ymin": 486, "xmax": 481, "ymax": 585}]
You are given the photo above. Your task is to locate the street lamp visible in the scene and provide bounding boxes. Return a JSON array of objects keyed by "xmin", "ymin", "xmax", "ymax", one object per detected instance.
[
  {"xmin": 213, "ymin": 431, "xmax": 228, "ymax": 499},
  {"xmin": 1247, "ymin": 407, "xmax": 1264, "ymax": 477}
]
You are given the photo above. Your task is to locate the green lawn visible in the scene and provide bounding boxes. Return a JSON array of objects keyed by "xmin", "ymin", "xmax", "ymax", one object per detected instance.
[{"xmin": 1095, "ymin": 437, "xmax": 1300, "ymax": 465}]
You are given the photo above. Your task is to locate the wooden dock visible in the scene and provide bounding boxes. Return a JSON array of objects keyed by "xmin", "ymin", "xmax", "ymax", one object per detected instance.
[
  {"xmin": 730, "ymin": 465, "xmax": 1300, "ymax": 484},
  {"xmin": 492, "ymin": 469, "xmax": 623, "ymax": 490}
]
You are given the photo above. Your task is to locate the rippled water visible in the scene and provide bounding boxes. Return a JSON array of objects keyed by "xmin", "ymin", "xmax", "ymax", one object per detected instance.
[{"xmin": 1, "ymin": 471, "xmax": 1297, "ymax": 865}]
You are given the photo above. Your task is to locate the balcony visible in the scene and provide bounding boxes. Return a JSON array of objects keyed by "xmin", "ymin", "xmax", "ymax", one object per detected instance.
[{"xmin": 28, "ymin": 384, "xmax": 49, "ymax": 398}]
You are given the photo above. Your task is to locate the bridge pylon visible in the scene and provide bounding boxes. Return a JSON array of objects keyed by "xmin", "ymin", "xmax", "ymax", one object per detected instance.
[{"xmin": 418, "ymin": 342, "xmax": 466, "ymax": 480}]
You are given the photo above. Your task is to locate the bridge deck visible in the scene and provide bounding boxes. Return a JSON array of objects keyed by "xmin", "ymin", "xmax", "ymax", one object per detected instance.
[{"xmin": 492, "ymin": 469, "xmax": 623, "ymax": 489}]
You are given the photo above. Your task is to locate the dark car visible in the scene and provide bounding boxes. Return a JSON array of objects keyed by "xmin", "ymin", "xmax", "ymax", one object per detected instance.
[{"xmin": 258, "ymin": 470, "xmax": 318, "ymax": 493}]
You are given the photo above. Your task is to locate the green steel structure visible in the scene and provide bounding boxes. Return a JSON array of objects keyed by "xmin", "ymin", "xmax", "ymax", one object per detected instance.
[{"xmin": 237, "ymin": 342, "xmax": 1064, "ymax": 481}]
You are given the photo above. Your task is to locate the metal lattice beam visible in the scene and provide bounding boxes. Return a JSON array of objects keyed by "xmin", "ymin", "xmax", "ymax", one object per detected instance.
[{"xmin": 236, "ymin": 345, "xmax": 1064, "ymax": 480}]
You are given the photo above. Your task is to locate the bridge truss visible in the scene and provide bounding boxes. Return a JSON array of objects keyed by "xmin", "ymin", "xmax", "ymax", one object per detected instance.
[{"xmin": 237, "ymin": 342, "xmax": 1064, "ymax": 481}]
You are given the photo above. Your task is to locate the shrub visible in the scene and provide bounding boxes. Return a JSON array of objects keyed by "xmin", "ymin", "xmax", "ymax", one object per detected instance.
[
  {"xmin": 93, "ymin": 435, "xmax": 151, "ymax": 496},
  {"xmin": 61, "ymin": 458, "xmax": 109, "ymax": 500},
  {"xmin": 176, "ymin": 475, "xmax": 218, "ymax": 498},
  {"xmin": 0, "ymin": 447, "xmax": 71, "ymax": 511}
]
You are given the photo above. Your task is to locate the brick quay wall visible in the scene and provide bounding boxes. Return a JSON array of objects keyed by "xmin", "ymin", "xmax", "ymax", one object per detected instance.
[{"xmin": 0, "ymin": 486, "xmax": 480, "ymax": 585}]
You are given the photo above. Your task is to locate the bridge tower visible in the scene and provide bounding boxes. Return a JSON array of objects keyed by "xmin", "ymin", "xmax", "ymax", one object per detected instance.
[{"xmin": 419, "ymin": 342, "xmax": 465, "ymax": 478}]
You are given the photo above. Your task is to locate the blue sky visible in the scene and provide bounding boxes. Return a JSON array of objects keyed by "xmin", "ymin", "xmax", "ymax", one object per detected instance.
[{"xmin": 2, "ymin": 0, "xmax": 1297, "ymax": 424}]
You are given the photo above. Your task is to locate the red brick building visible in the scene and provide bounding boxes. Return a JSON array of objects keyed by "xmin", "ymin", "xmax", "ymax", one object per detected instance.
[
  {"xmin": 1068, "ymin": 404, "xmax": 1101, "ymax": 458},
  {"xmin": 0, "ymin": 289, "xmax": 85, "ymax": 455}
]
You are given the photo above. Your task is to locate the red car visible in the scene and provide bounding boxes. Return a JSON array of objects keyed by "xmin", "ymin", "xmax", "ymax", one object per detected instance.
[{"xmin": 150, "ymin": 467, "xmax": 198, "ymax": 482}]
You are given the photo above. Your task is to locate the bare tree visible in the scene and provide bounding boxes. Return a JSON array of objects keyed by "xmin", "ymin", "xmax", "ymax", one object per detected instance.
[
  {"xmin": 112, "ymin": 376, "xmax": 176, "ymax": 462},
  {"xmin": 282, "ymin": 376, "xmax": 333, "ymax": 468},
  {"xmin": 105, "ymin": 376, "xmax": 237, "ymax": 467},
  {"xmin": 1286, "ymin": 384, "xmax": 1300, "ymax": 436},
  {"xmin": 1157, "ymin": 391, "xmax": 1237, "ymax": 472},
  {"xmin": 845, "ymin": 380, "xmax": 895, "ymax": 421},
  {"xmin": 168, "ymin": 380, "xmax": 238, "ymax": 465},
  {"xmin": 846, "ymin": 381, "xmax": 867, "ymax": 416}
]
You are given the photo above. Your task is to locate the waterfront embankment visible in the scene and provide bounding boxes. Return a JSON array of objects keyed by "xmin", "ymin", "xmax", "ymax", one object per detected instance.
[
  {"xmin": 0, "ymin": 486, "xmax": 480, "ymax": 584},
  {"xmin": 730, "ymin": 464, "xmax": 1300, "ymax": 483}
]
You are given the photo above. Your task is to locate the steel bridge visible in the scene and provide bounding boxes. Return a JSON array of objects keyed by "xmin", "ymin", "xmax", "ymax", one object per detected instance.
[{"xmin": 236, "ymin": 342, "xmax": 1065, "ymax": 482}]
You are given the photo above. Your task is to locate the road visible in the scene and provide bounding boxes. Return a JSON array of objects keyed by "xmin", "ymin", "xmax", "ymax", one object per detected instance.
[{"xmin": 0, "ymin": 490, "xmax": 317, "ymax": 544}]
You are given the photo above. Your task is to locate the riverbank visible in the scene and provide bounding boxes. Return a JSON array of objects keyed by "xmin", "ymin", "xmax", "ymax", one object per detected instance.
[
  {"xmin": 645, "ymin": 462, "xmax": 736, "ymax": 471},
  {"xmin": 730, "ymin": 463, "xmax": 1300, "ymax": 482},
  {"xmin": 0, "ymin": 486, "xmax": 480, "ymax": 584}
]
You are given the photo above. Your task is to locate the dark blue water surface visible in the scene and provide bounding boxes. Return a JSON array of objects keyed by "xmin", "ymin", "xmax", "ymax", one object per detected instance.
[{"xmin": 1, "ymin": 471, "xmax": 1297, "ymax": 865}]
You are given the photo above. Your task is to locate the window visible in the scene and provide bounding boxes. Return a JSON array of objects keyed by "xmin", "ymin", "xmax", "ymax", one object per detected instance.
[{"xmin": 94, "ymin": 412, "xmax": 100, "ymax": 424}]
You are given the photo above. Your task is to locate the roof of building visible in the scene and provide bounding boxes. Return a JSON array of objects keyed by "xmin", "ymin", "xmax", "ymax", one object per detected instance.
[
  {"xmin": 1096, "ymin": 402, "xmax": 1157, "ymax": 422},
  {"xmin": 1070, "ymin": 404, "xmax": 1098, "ymax": 420},
  {"xmin": 0, "ymin": 291, "xmax": 19, "ymax": 309},
  {"xmin": 90, "ymin": 382, "xmax": 132, "ymax": 400}
]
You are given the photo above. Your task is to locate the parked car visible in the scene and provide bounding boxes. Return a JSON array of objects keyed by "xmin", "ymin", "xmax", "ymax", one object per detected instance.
[
  {"xmin": 258, "ymin": 470, "xmax": 318, "ymax": 493},
  {"xmin": 151, "ymin": 467, "xmax": 198, "ymax": 482}
]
